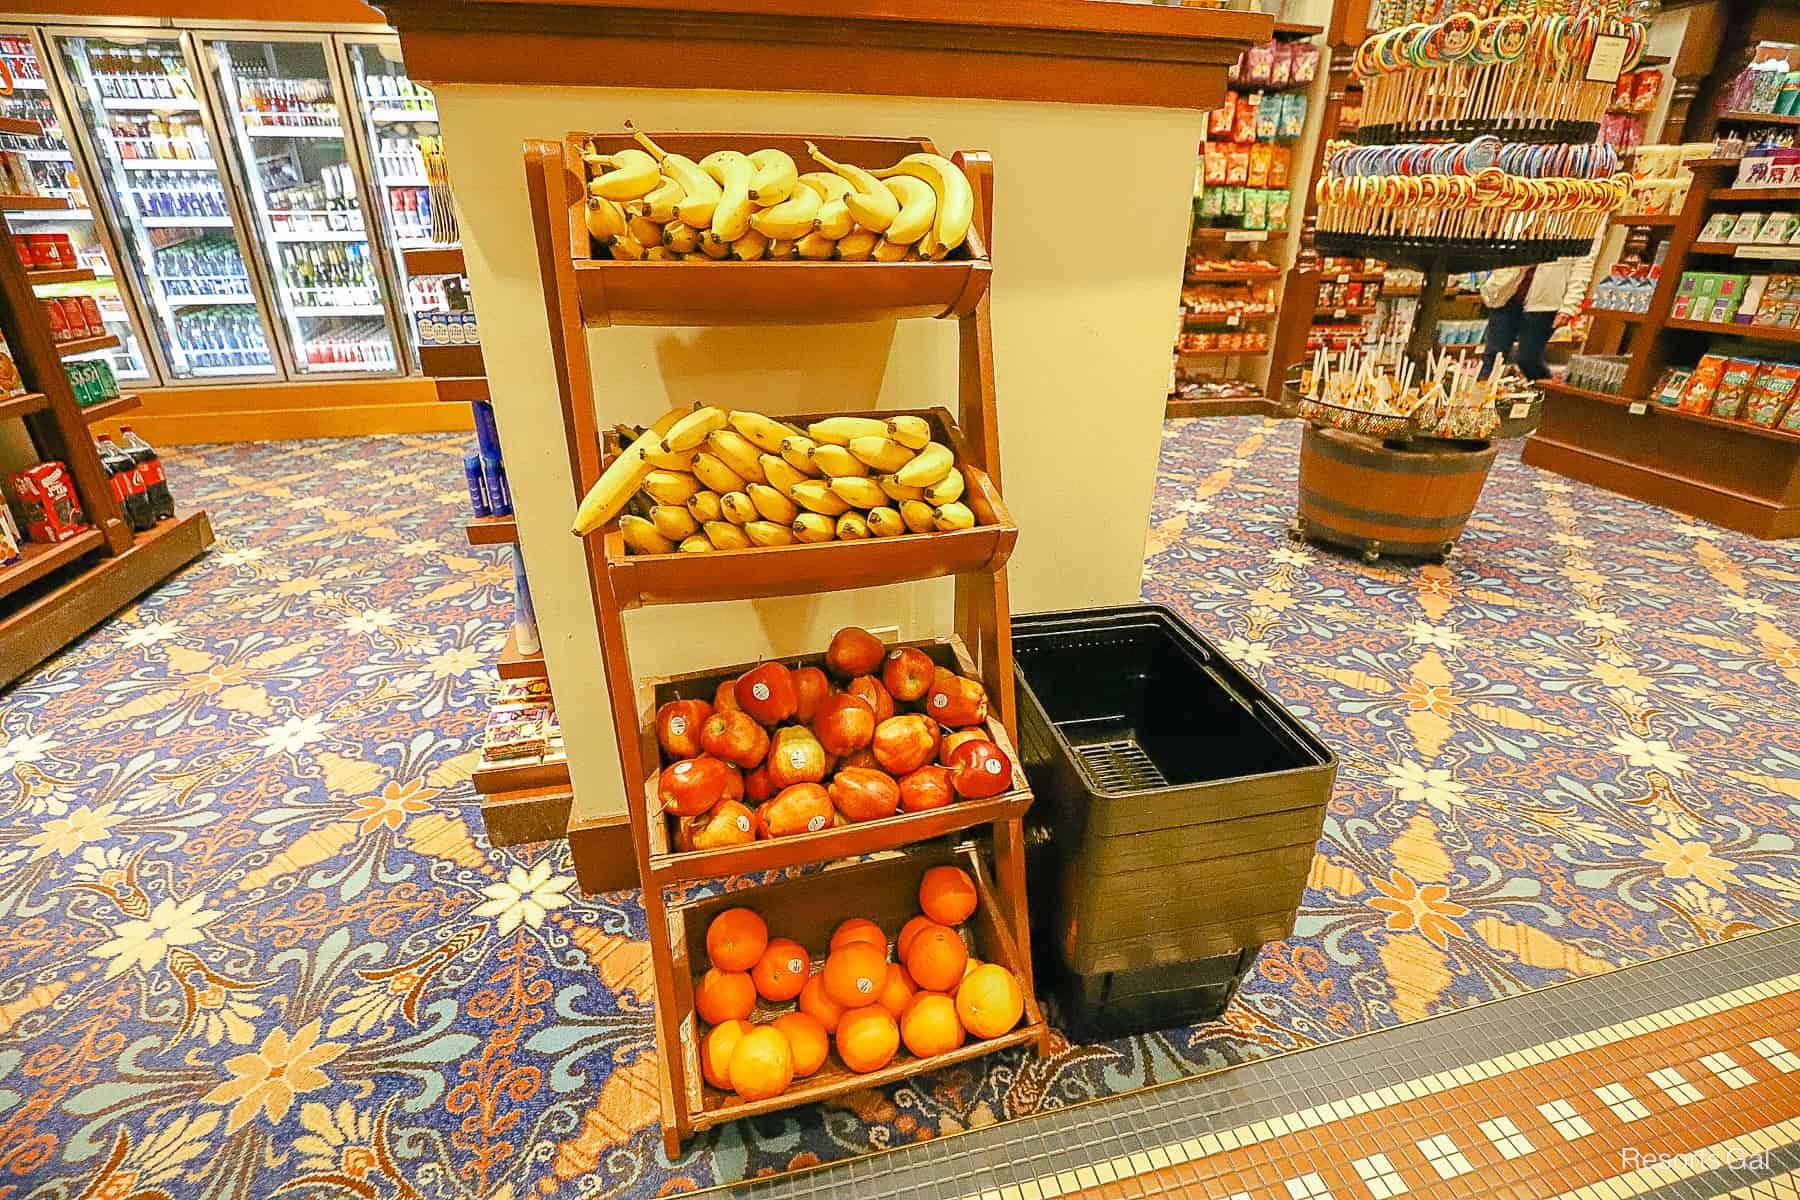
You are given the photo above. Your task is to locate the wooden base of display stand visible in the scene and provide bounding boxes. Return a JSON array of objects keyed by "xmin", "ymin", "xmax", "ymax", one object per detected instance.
[
  {"xmin": 1167, "ymin": 395, "xmax": 1280, "ymax": 419},
  {"xmin": 1292, "ymin": 425, "xmax": 1498, "ymax": 562}
]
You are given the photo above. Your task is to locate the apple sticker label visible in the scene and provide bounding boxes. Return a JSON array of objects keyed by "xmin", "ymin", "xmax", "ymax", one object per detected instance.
[
  {"xmin": 986, "ymin": 759, "xmax": 1003, "ymax": 774},
  {"xmin": 735, "ymin": 815, "xmax": 750, "ymax": 832},
  {"xmin": 670, "ymin": 715, "xmax": 687, "ymax": 735},
  {"xmin": 675, "ymin": 761, "xmax": 691, "ymax": 775},
  {"xmin": 807, "ymin": 815, "xmax": 827, "ymax": 831},
  {"xmin": 751, "ymin": 682, "xmax": 770, "ymax": 701},
  {"xmin": 787, "ymin": 958, "xmax": 803, "ymax": 974},
  {"xmin": 789, "ymin": 749, "xmax": 806, "ymax": 768},
  {"xmin": 933, "ymin": 694, "xmax": 947, "ymax": 708}
]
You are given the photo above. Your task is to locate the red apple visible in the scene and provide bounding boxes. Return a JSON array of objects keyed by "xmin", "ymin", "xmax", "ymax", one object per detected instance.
[
  {"xmin": 792, "ymin": 666, "xmax": 830, "ymax": 724},
  {"xmin": 948, "ymin": 738, "xmax": 1012, "ymax": 799},
  {"xmin": 757, "ymin": 783, "xmax": 834, "ymax": 837},
  {"xmin": 881, "ymin": 646, "xmax": 935, "ymax": 702},
  {"xmin": 939, "ymin": 727, "xmax": 986, "ymax": 766},
  {"xmin": 925, "ymin": 675, "xmax": 989, "ymax": 728},
  {"xmin": 699, "ymin": 709, "xmax": 769, "ymax": 769},
  {"xmin": 871, "ymin": 714, "xmax": 939, "ymax": 775},
  {"xmin": 837, "ymin": 746, "xmax": 881, "ymax": 774},
  {"xmin": 744, "ymin": 762, "xmax": 777, "ymax": 803},
  {"xmin": 829, "ymin": 767, "xmax": 901, "ymax": 822},
  {"xmin": 735, "ymin": 661, "xmax": 797, "ymax": 725},
  {"xmin": 847, "ymin": 675, "xmax": 895, "ymax": 724},
  {"xmin": 674, "ymin": 814, "xmax": 701, "ymax": 851},
  {"xmin": 719, "ymin": 765, "xmax": 744, "ymax": 806},
  {"xmin": 898, "ymin": 764, "xmax": 955, "ymax": 812},
  {"xmin": 766, "ymin": 725, "xmax": 827, "ymax": 788},
  {"xmin": 826, "ymin": 626, "xmax": 886, "ymax": 679},
  {"xmin": 659, "ymin": 755, "xmax": 739, "ymax": 816},
  {"xmin": 932, "ymin": 665, "xmax": 957, "ymax": 689},
  {"xmin": 691, "ymin": 800, "xmax": 758, "ymax": 849},
  {"xmin": 713, "ymin": 677, "xmax": 741, "ymax": 714},
  {"xmin": 656, "ymin": 698, "xmax": 712, "ymax": 760},
  {"xmin": 812, "ymin": 692, "xmax": 875, "ymax": 756}
]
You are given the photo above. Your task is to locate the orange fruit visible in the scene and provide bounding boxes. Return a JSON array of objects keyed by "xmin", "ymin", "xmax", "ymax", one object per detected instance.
[
  {"xmin": 875, "ymin": 962, "xmax": 916, "ymax": 1018},
  {"xmin": 900, "ymin": 992, "xmax": 966, "ymax": 1058},
  {"xmin": 903, "ymin": 923, "xmax": 968, "ymax": 992},
  {"xmin": 836, "ymin": 1004, "xmax": 900, "ymax": 1073},
  {"xmin": 701, "ymin": 1018, "xmax": 753, "ymax": 1089},
  {"xmin": 752, "ymin": 938, "xmax": 811, "ymax": 1003},
  {"xmin": 896, "ymin": 914, "xmax": 933, "ymax": 960},
  {"xmin": 830, "ymin": 917, "xmax": 887, "ymax": 952},
  {"xmin": 695, "ymin": 967, "xmax": 756, "ymax": 1025},
  {"xmin": 798, "ymin": 972, "xmax": 846, "ymax": 1033},
  {"xmin": 919, "ymin": 866, "xmax": 977, "ymax": 925},
  {"xmin": 707, "ymin": 907, "xmax": 768, "ymax": 972},
  {"xmin": 956, "ymin": 963, "xmax": 1024, "ymax": 1038},
  {"xmin": 963, "ymin": 957, "xmax": 982, "ymax": 981},
  {"xmin": 822, "ymin": 941, "xmax": 888, "ymax": 1008},
  {"xmin": 774, "ymin": 1011, "xmax": 829, "ymax": 1078},
  {"xmin": 728, "ymin": 1025, "xmax": 794, "ymax": 1100}
]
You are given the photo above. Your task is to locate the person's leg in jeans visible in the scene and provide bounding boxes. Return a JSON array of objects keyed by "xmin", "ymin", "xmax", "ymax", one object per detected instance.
[
  {"xmin": 1481, "ymin": 294, "xmax": 1524, "ymax": 376},
  {"xmin": 1511, "ymin": 308, "xmax": 1555, "ymax": 379}
]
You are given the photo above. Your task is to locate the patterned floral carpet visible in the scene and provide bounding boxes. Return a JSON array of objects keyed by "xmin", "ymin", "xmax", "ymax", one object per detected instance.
[{"xmin": 1, "ymin": 420, "xmax": 1797, "ymax": 1199}]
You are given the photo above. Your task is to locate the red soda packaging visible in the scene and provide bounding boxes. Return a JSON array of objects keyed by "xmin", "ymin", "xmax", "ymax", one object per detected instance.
[
  {"xmin": 52, "ymin": 234, "xmax": 76, "ymax": 269},
  {"xmin": 11, "ymin": 461, "xmax": 87, "ymax": 543},
  {"xmin": 15, "ymin": 237, "xmax": 35, "ymax": 269},
  {"xmin": 44, "ymin": 298, "xmax": 66, "ymax": 342},
  {"xmin": 95, "ymin": 437, "xmax": 152, "ymax": 531},
  {"xmin": 119, "ymin": 426, "xmax": 174, "ymax": 520},
  {"xmin": 78, "ymin": 297, "xmax": 103, "ymax": 338}
]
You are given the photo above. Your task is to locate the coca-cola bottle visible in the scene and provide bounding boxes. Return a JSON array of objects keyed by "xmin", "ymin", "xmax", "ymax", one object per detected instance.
[
  {"xmin": 95, "ymin": 436, "xmax": 153, "ymax": 532},
  {"xmin": 117, "ymin": 426, "xmax": 174, "ymax": 521}
]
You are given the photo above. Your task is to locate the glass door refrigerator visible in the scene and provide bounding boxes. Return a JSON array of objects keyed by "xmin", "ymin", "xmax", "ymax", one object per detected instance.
[
  {"xmin": 49, "ymin": 30, "xmax": 279, "ymax": 382},
  {"xmin": 198, "ymin": 33, "xmax": 403, "ymax": 378},
  {"xmin": 1, "ymin": 28, "xmax": 158, "ymax": 384},
  {"xmin": 339, "ymin": 36, "xmax": 448, "ymax": 372}
]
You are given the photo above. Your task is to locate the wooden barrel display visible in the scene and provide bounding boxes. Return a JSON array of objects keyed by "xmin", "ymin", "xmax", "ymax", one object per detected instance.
[{"xmin": 1293, "ymin": 425, "xmax": 1499, "ymax": 562}]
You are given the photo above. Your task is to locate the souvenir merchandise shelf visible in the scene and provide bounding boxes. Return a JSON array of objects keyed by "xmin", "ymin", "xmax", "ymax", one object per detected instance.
[
  {"xmin": 0, "ymin": 207, "xmax": 212, "ymax": 687},
  {"xmin": 1523, "ymin": 158, "xmax": 1800, "ymax": 537},
  {"xmin": 525, "ymin": 131, "xmax": 1047, "ymax": 1155}
]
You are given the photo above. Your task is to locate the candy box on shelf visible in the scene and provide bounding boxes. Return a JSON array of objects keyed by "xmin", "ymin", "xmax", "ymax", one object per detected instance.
[{"xmin": 10, "ymin": 461, "xmax": 87, "ymax": 543}]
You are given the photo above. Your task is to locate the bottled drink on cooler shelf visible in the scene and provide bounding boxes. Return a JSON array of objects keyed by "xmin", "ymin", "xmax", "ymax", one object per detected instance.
[{"xmin": 118, "ymin": 426, "xmax": 175, "ymax": 521}]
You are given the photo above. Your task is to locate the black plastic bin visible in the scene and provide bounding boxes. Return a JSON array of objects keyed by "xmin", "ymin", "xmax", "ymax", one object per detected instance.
[{"xmin": 1012, "ymin": 604, "xmax": 1337, "ymax": 1039}]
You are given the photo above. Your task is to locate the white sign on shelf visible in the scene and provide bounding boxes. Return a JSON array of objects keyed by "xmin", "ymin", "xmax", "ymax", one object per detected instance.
[
  {"xmin": 1509, "ymin": 401, "xmax": 1532, "ymax": 420},
  {"xmin": 1225, "ymin": 230, "xmax": 1268, "ymax": 243},
  {"xmin": 1628, "ymin": 401, "xmax": 1649, "ymax": 415},
  {"xmin": 1739, "ymin": 245, "xmax": 1800, "ymax": 261},
  {"xmin": 1586, "ymin": 35, "xmax": 1629, "ymax": 84}
]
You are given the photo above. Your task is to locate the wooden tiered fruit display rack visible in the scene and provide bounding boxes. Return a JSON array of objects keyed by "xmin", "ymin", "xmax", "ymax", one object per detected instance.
[{"xmin": 524, "ymin": 131, "xmax": 1047, "ymax": 1153}]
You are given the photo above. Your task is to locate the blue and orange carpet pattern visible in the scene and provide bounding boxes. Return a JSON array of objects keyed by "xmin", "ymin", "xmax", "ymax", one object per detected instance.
[{"xmin": 0, "ymin": 420, "xmax": 1796, "ymax": 1197}]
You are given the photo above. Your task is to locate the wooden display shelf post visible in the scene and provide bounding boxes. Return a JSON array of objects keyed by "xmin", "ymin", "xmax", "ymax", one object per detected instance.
[{"xmin": 524, "ymin": 132, "xmax": 1047, "ymax": 1155}]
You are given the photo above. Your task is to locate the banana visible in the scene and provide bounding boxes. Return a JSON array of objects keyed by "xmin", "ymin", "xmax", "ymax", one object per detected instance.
[
  {"xmin": 761, "ymin": 456, "xmax": 809, "ymax": 499},
  {"xmin": 879, "ymin": 476, "xmax": 925, "ymax": 503},
  {"xmin": 866, "ymin": 506, "xmax": 905, "ymax": 537},
  {"xmin": 749, "ymin": 184, "xmax": 821, "ymax": 241},
  {"xmin": 730, "ymin": 229, "xmax": 770, "ymax": 261},
  {"xmin": 791, "ymin": 480, "xmax": 851, "ymax": 516},
  {"xmin": 881, "ymin": 175, "xmax": 936, "ymax": 246},
  {"xmin": 894, "ymin": 441, "xmax": 953, "ymax": 487},
  {"xmin": 608, "ymin": 231, "xmax": 646, "ymax": 261},
  {"xmin": 648, "ymin": 404, "xmax": 695, "ymax": 437},
  {"xmin": 806, "ymin": 141, "xmax": 899, "ymax": 233},
  {"xmin": 587, "ymin": 148, "xmax": 661, "ymax": 201},
  {"xmin": 662, "ymin": 221, "xmax": 699, "ymax": 253},
  {"xmin": 796, "ymin": 231, "xmax": 835, "ymax": 260},
  {"xmin": 571, "ymin": 436, "xmax": 656, "ymax": 535},
  {"xmin": 792, "ymin": 513, "xmax": 836, "ymax": 543},
  {"xmin": 809, "ymin": 443, "xmax": 869, "ymax": 478},
  {"xmin": 703, "ymin": 520, "xmax": 751, "ymax": 550},
  {"xmin": 642, "ymin": 470, "xmax": 702, "ymax": 506},
  {"xmin": 686, "ymin": 490, "xmax": 724, "ymax": 523},
  {"xmin": 623, "ymin": 209, "xmax": 660, "ymax": 244},
  {"xmin": 665, "ymin": 158, "xmax": 721, "ymax": 228},
  {"xmin": 624, "ymin": 123, "xmax": 667, "ymax": 159},
  {"xmin": 748, "ymin": 482, "xmax": 799, "ymax": 523},
  {"xmin": 706, "ymin": 430, "xmax": 767, "ymax": 483},
  {"xmin": 679, "ymin": 251, "xmax": 714, "ymax": 262},
  {"xmin": 835, "ymin": 229, "xmax": 878, "ymax": 261},
  {"xmin": 872, "ymin": 153, "xmax": 973, "ymax": 256},
  {"xmin": 729, "ymin": 411, "xmax": 796, "ymax": 454},
  {"xmin": 923, "ymin": 467, "xmax": 965, "ymax": 506},
  {"xmin": 700, "ymin": 150, "xmax": 753, "ymax": 241},
  {"xmin": 630, "ymin": 174, "xmax": 684, "ymax": 222},
  {"xmin": 584, "ymin": 197, "xmax": 626, "ymax": 246},
  {"xmin": 807, "ymin": 416, "xmax": 888, "ymax": 445},
  {"xmin": 662, "ymin": 406, "xmax": 729, "ymax": 453},
  {"xmin": 644, "ymin": 245, "xmax": 676, "ymax": 261},
  {"xmin": 678, "ymin": 535, "xmax": 713, "ymax": 554},
  {"xmin": 620, "ymin": 514, "xmax": 676, "ymax": 555},
  {"xmin": 836, "ymin": 512, "xmax": 871, "ymax": 540},
  {"xmin": 886, "ymin": 414, "xmax": 932, "ymax": 449},
  {"xmin": 698, "ymin": 229, "xmax": 732, "ymax": 259},
  {"xmin": 828, "ymin": 476, "xmax": 886, "ymax": 509},
  {"xmin": 649, "ymin": 504, "xmax": 699, "ymax": 541},
  {"xmin": 796, "ymin": 172, "xmax": 852, "ymax": 202},
  {"xmin": 747, "ymin": 149, "xmax": 798, "ymax": 205},
  {"xmin": 766, "ymin": 238, "xmax": 797, "ymax": 260},
  {"xmin": 872, "ymin": 237, "xmax": 910, "ymax": 263},
  {"xmin": 720, "ymin": 491, "xmax": 757, "ymax": 526},
  {"xmin": 692, "ymin": 452, "xmax": 747, "ymax": 495},
  {"xmin": 779, "ymin": 435, "xmax": 823, "ymax": 474},
  {"xmin": 900, "ymin": 499, "xmax": 936, "ymax": 534},
  {"xmin": 933, "ymin": 501, "xmax": 975, "ymax": 532},
  {"xmin": 814, "ymin": 199, "xmax": 854, "ymax": 240},
  {"xmin": 745, "ymin": 520, "xmax": 796, "ymax": 547},
  {"xmin": 848, "ymin": 436, "xmax": 914, "ymax": 473}
]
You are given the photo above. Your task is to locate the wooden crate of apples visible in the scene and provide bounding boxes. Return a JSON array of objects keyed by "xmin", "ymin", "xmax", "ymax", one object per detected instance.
[{"xmin": 652, "ymin": 626, "xmax": 1014, "ymax": 852}]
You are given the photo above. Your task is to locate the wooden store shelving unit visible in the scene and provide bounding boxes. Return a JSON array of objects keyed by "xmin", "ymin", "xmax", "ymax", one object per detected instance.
[
  {"xmin": 524, "ymin": 130, "xmax": 1047, "ymax": 1154},
  {"xmin": 1524, "ymin": 157, "xmax": 1800, "ymax": 537}
]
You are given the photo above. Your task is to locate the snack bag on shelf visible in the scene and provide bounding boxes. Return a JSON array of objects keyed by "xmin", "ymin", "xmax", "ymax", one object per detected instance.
[
  {"xmin": 1204, "ymin": 141, "xmax": 1229, "ymax": 186},
  {"xmin": 10, "ymin": 462, "xmax": 87, "ymax": 543},
  {"xmin": 1292, "ymin": 42, "xmax": 1320, "ymax": 84},
  {"xmin": 1268, "ymin": 190, "xmax": 1291, "ymax": 232},
  {"xmin": 1253, "ymin": 95, "xmax": 1278, "ymax": 141},
  {"xmin": 1226, "ymin": 145, "xmax": 1250, "ymax": 185},
  {"xmin": 1220, "ymin": 186, "xmax": 1244, "ymax": 218},
  {"xmin": 1270, "ymin": 43, "xmax": 1293, "ymax": 89},
  {"xmin": 1248, "ymin": 143, "xmax": 1271, "ymax": 188},
  {"xmin": 1269, "ymin": 145, "xmax": 1291, "ymax": 188},
  {"xmin": 1244, "ymin": 188, "xmax": 1268, "ymax": 230},
  {"xmin": 1748, "ymin": 363, "xmax": 1800, "ymax": 426},
  {"xmin": 1678, "ymin": 355, "xmax": 1729, "ymax": 413},
  {"xmin": 1699, "ymin": 212, "xmax": 1739, "ymax": 242},
  {"xmin": 0, "ymin": 502, "xmax": 19, "ymax": 568},
  {"xmin": 1709, "ymin": 358, "xmax": 1762, "ymax": 419},
  {"xmin": 1279, "ymin": 93, "xmax": 1308, "ymax": 139},
  {"xmin": 1245, "ymin": 41, "xmax": 1275, "ymax": 85},
  {"xmin": 1652, "ymin": 367, "xmax": 1693, "ymax": 407},
  {"xmin": 1210, "ymin": 94, "xmax": 1235, "ymax": 138}
]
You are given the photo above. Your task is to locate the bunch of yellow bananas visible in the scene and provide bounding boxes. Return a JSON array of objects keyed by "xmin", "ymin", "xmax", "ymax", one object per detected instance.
[
  {"xmin": 579, "ymin": 124, "xmax": 975, "ymax": 264},
  {"xmin": 573, "ymin": 404, "xmax": 978, "ymax": 552}
]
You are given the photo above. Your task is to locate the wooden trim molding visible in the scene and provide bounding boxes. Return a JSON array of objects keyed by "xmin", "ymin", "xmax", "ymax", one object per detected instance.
[
  {"xmin": 103, "ymin": 377, "xmax": 474, "ymax": 445},
  {"xmin": 566, "ymin": 815, "xmax": 637, "ymax": 894},
  {"xmin": 374, "ymin": 0, "xmax": 1272, "ymax": 107}
]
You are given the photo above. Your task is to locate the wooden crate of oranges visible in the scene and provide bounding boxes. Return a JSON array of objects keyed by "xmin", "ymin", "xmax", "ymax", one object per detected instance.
[{"xmin": 669, "ymin": 844, "xmax": 1044, "ymax": 1127}]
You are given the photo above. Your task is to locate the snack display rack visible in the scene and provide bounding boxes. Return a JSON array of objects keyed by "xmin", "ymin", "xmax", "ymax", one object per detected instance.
[
  {"xmin": 523, "ymin": 131, "xmax": 1047, "ymax": 1153},
  {"xmin": 1526, "ymin": 155, "xmax": 1800, "ymax": 537}
]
